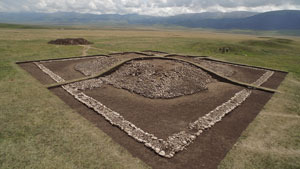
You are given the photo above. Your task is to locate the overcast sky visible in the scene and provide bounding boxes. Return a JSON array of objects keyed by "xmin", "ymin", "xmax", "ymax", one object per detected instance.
[{"xmin": 0, "ymin": 0, "xmax": 299, "ymax": 16}]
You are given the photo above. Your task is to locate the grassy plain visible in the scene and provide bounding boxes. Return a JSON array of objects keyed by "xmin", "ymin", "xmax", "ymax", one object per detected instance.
[{"xmin": 0, "ymin": 26, "xmax": 300, "ymax": 169}]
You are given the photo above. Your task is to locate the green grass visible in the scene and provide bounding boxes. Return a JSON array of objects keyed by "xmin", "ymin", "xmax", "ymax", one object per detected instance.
[
  {"xmin": 0, "ymin": 27, "xmax": 300, "ymax": 169},
  {"xmin": 0, "ymin": 23, "xmax": 48, "ymax": 29},
  {"xmin": 216, "ymin": 29, "xmax": 300, "ymax": 36},
  {"xmin": 219, "ymin": 75, "xmax": 300, "ymax": 169}
]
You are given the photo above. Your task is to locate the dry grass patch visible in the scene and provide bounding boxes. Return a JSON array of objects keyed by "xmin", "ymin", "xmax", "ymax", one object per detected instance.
[{"xmin": 219, "ymin": 74, "xmax": 300, "ymax": 169}]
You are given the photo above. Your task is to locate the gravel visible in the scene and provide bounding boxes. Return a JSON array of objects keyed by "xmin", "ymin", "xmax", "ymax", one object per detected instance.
[
  {"xmin": 194, "ymin": 58, "xmax": 235, "ymax": 77},
  {"xmin": 80, "ymin": 59, "xmax": 217, "ymax": 99},
  {"xmin": 74, "ymin": 56, "xmax": 120, "ymax": 76}
]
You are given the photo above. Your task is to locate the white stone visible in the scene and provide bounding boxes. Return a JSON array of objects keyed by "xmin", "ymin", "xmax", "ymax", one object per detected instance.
[{"xmin": 159, "ymin": 151, "xmax": 166, "ymax": 156}]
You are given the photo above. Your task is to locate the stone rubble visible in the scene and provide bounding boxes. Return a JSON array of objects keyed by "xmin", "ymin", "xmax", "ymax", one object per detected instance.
[
  {"xmin": 194, "ymin": 59, "xmax": 236, "ymax": 77},
  {"xmin": 40, "ymin": 55, "xmax": 105, "ymax": 63},
  {"xmin": 69, "ymin": 79, "xmax": 104, "ymax": 90},
  {"xmin": 252, "ymin": 70, "xmax": 274, "ymax": 86},
  {"xmin": 161, "ymin": 70, "xmax": 274, "ymax": 157},
  {"xmin": 48, "ymin": 38, "xmax": 93, "ymax": 45},
  {"xmin": 74, "ymin": 56, "xmax": 120, "ymax": 76},
  {"xmin": 74, "ymin": 60, "xmax": 217, "ymax": 99},
  {"xmin": 35, "ymin": 58, "xmax": 274, "ymax": 158},
  {"xmin": 35, "ymin": 62, "xmax": 65, "ymax": 83},
  {"xmin": 193, "ymin": 58, "xmax": 273, "ymax": 79}
]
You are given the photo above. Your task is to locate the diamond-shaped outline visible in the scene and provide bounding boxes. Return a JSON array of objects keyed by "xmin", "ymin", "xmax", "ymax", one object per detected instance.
[{"xmin": 34, "ymin": 59, "xmax": 274, "ymax": 158}]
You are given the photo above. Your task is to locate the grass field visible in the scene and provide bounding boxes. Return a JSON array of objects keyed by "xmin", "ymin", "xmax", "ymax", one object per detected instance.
[{"xmin": 0, "ymin": 26, "xmax": 300, "ymax": 169}]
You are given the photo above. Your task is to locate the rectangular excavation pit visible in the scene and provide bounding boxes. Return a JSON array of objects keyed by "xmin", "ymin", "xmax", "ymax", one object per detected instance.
[{"xmin": 18, "ymin": 51, "xmax": 287, "ymax": 169}]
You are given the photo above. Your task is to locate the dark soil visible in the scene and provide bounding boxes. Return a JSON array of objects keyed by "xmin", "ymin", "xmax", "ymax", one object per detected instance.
[
  {"xmin": 41, "ymin": 57, "xmax": 102, "ymax": 80},
  {"xmin": 142, "ymin": 50, "xmax": 169, "ymax": 55},
  {"xmin": 170, "ymin": 55, "xmax": 266, "ymax": 84},
  {"xmin": 98, "ymin": 60, "xmax": 217, "ymax": 99},
  {"xmin": 48, "ymin": 38, "xmax": 93, "ymax": 45},
  {"xmin": 37, "ymin": 53, "xmax": 267, "ymax": 85},
  {"xmin": 18, "ymin": 54, "xmax": 287, "ymax": 169},
  {"xmin": 261, "ymin": 71, "xmax": 287, "ymax": 89},
  {"xmin": 195, "ymin": 59, "xmax": 267, "ymax": 84},
  {"xmin": 84, "ymin": 82, "xmax": 241, "ymax": 139},
  {"xmin": 48, "ymin": 86, "xmax": 276, "ymax": 169},
  {"xmin": 75, "ymin": 56, "xmax": 120, "ymax": 76},
  {"xmin": 19, "ymin": 62, "xmax": 56, "ymax": 84},
  {"xmin": 109, "ymin": 52, "xmax": 152, "ymax": 59}
]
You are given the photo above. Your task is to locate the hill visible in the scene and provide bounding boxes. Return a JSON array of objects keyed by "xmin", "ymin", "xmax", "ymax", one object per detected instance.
[
  {"xmin": 181, "ymin": 10, "xmax": 300, "ymax": 30},
  {"xmin": 0, "ymin": 10, "xmax": 299, "ymax": 30},
  {"xmin": 0, "ymin": 23, "xmax": 46, "ymax": 29}
]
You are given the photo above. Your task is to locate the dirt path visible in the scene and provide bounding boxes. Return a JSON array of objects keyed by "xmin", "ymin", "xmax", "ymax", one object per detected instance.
[
  {"xmin": 90, "ymin": 46, "xmax": 117, "ymax": 53},
  {"xmin": 80, "ymin": 45, "xmax": 91, "ymax": 56}
]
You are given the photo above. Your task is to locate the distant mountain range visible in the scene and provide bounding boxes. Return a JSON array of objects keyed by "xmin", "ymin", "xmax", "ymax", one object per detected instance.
[{"xmin": 0, "ymin": 10, "xmax": 300, "ymax": 30}]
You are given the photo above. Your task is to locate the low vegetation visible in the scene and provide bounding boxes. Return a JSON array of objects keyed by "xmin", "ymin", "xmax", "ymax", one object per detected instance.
[{"xmin": 0, "ymin": 27, "xmax": 299, "ymax": 168}]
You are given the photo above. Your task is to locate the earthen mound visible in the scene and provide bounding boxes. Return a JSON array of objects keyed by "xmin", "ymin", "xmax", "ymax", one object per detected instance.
[
  {"xmin": 48, "ymin": 38, "xmax": 93, "ymax": 45},
  {"xmin": 75, "ymin": 59, "xmax": 217, "ymax": 99}
]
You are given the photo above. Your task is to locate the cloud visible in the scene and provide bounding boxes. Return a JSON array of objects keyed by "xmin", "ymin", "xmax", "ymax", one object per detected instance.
[{"xmin": 0, "ymin": 0, "xmax": 299, "ymax": 16}]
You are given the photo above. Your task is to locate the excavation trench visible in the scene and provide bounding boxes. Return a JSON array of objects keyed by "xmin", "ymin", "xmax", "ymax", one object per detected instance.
[{"xmin": 18, "ymin": 51, "xmax": 287, "ymax": 169}]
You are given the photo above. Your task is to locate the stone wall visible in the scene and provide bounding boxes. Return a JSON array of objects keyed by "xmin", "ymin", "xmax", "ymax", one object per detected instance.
[{"xmin": 35, "ymin": 61, "xmax": 274, "ymax": 158}]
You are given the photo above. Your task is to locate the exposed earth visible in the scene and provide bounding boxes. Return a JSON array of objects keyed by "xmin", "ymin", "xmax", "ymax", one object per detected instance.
[
  {"xmin": 18, "ymin": 51, "xmax": 287, "ymax": 169},
  {"xmin": 76, "ymin": 59, "xmax": 217, "ymax": 99},
  {"xmin": 48, "ymin": 38, "xmax": 93, "ymax": 45}
]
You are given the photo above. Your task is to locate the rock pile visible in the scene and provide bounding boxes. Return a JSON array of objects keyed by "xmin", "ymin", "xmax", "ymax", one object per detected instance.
[
  {"xmin": 34, "ymin": 59, "xmax": 274, "ymax": 158},
  {"xmin": 48, "ymin": 38, "xmax": 93, "ymax": 45},
  {"xmin": 194, "ymin": 59, "xmax": 235, "ymax": 77},
  {"xmin": 76, "ymin": 60, "xmax": 217, "ymax": 99},
  {"xmin": 75, "ymin": 56, "xmax": 120, "ymax": 76},
  {"xmin": 103, "ymin": 60, "xmax": 217, "ymax": 99}
]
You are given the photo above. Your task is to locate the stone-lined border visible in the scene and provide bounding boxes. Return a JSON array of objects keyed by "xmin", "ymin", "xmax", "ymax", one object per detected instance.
[
  {"xmin": 164, "ymin": 55, "xmax": 287, "ymax": 73},
  {"xmin": 16, "ymin": 54, "xmax": 111, "ymax": 64},
  {"xmin": 108, "ymin": 51, "xmax": 154, "ymax": 56},
  {"xmin": 46, "ymin": 56, "xmax": 277, "ymax": 93},
  {"xmin": 39, "ymin": 55, "xmax": 109, "ymax": 63},
  {"xmin": 16, "ymin": 52, "xmax": 154, "ymax": 64},
  {"xmin": 204, "ymin": 58, "xmax": 288, "ymax": 73},
  {"xmin": 34, "ymin": 61, "xmax": 274, "ymax": 158},
  {"xmin": 141, "ymin": 50, "xmax": 169, "ymax": 54},
  {"xmin": 167, "ymin": 54, "xmax": 271, "ymax": 73},
  {"xmin": 165, "ymin": 54, "xmax": 208, "ymax": 59}
]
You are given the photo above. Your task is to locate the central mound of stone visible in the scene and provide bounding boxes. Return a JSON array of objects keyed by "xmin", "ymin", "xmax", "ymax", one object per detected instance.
[{"xmin": 75, "ymin": 59, "xmax": 217, "ymax": 99}]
